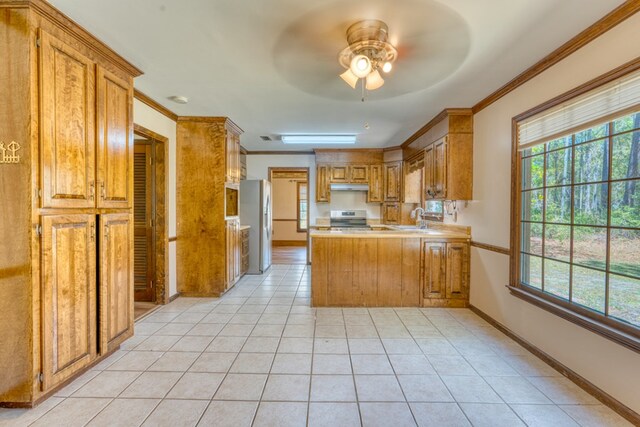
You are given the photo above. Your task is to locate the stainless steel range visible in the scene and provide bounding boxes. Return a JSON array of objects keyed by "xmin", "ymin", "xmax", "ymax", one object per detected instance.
[{"xmin": 330, "ymin": 210, "xmax": 369, "ymax": 230}]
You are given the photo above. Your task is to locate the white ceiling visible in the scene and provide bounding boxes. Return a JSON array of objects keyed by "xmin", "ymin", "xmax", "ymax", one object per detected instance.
[{"xmin": 50, "ymin": 0, "xmax": 624, "ymax": 151}]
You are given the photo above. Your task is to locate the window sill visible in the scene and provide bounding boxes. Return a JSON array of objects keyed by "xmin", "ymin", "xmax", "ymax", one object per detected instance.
[{"xmin": 507, "ymin": 285, "xmax": 640, "ymax": 353}]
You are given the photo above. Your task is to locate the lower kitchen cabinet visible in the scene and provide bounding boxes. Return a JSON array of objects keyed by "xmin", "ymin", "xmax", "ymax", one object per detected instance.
[
  {"xmin": 100, "ymin": 213, "xmax": 134, "ymax": 354},
  {"xmin": 41, "ymin": 215, "xmax": 98, "ymax": 391},
  {"xmin": 225, "ymin": 219, "xmax": 242, "ymax": 291},
  {"xmin": 422, "ymin": 240, "xmax": 470, "ymax": 307},
  {"xmin": 241, "ymin": 227, "xmax": 250, "ymax": 276}
]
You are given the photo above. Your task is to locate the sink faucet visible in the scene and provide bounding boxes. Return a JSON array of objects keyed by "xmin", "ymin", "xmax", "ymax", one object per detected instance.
[{"xmin": 410, "ymin": 207, "xmax": 428, "ymax": 229}]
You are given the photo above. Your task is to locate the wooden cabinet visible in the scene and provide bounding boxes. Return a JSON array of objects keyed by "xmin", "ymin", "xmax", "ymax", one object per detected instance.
[
  {"xmin": 226, "ymin": 130, "xmax": 241, "ymax": 184},
  {"xmin": 349, "ymin": 165, "xmax": 369, "ymax": 183},
  {"xmin": 368, "ymin": 164, "xmax": 383, "ymax": 203},
  {"xmin": 423, "ymin": 132, "xmax": 473, "ymax": 201},
  {"xmin": 96, "ymin": 67, "xmax": 133, "ymax": 209},
  {"xmin": 41, "ymin": 215, "xmax": 97, "ymax": 390},
  {"xmin": 383, "ymin": 203, "xmax": 400, "ymax": 224},
  {"xmin": 40, "ymin": 30, "xmax": 96, "ymax": 209},
  {"xmin": 433, "ymin": 138, "xmax": 447, "ymax": 199},
  {"xmin": 0, "ymin": 3, "xmax": 140, "ymax": 405},
  {"xmin": 383, "ymin": 161, "xmax": 402, "ymax": 201},
  {"xmin": 421, "ymin": 240, "xmax": 470, "ymax": 307},
  {"xmin": 330, "ymin": 165, "xmax": 349, "ymax": 182},
  {"xmin": 424, "ymin": 145, "xmax": 435, "ymax": 199},
  {"xmin": 404, "ymin": 154, "xmax": 424, "ymax": 204},
  {"xmin": 316, "ymin": 164, "xmax": 330, "ymax": 203},
  {"xmin": 241, "ymin": 228, "xmax": 250, "ymax": 276},
  {"xmin": 225, "ymin": 219, "xmax": 241, "ymax": 291},
  {"xmin": 100, "ymin": 214, "xmax": 134, "ymax": 353},
  {"xmin": 177, "ymin": 117, "xmax": 243, "ymax": 297}
]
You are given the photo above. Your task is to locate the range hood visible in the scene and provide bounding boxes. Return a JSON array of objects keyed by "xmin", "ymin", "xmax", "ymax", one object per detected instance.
[{"xmin": 330, "ymin": 183, "xmax": 369, "ymax": 192}]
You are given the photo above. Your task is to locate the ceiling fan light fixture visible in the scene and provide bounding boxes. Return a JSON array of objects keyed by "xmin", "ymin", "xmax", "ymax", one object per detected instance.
[
  {"xmin": 350, "ymin": 54, "xmax": 371, "ymax": 78},
  {"xmin": 340, "ymin": 69, "xmax": 359, "ymax": 89},
  {"xmin": 382, "ymin": 62, "xmax": 392, "ymax": 73},
  {"xmin": 365, "ymin": 70, "xmax": 384, "ymax": 90}
]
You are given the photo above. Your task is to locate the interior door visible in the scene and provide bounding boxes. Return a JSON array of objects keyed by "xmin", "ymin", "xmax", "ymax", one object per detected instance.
[
  {"xmin": 100, "ymin": 213, "xmax": 134, "ymax": 352},
  {"xmin": 133, "ymin": 143, "xmax": 155, "ymax": 302},
  {"xmin": 39, "ymin": 30, "xmax": 96, "ymax": 209},
  {"xmin": 96, "ymin": 66, "xmax": 133, "ymax": 208},
  {"xmin": 41, "ymin": 214, "xmax": 97, "ymax": 390}
]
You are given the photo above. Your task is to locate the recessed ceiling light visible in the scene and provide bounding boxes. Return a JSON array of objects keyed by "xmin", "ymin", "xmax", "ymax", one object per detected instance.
[
  {"xmin": 281, "ymin": 135, "xmax": 357, "ymax": 144},
  {"xmin": 168, "ymin": 95, "xmax": 189, "ymax": 104}
]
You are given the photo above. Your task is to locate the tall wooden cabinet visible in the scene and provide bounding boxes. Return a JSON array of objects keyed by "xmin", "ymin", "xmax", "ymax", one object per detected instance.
[
  {"xmin": 176, "ymin": 117, "xmax": 244, "ymax": 297},
  {"xmin": 0, "ymin": 1, "xmax": 140, "ymax": 406}
]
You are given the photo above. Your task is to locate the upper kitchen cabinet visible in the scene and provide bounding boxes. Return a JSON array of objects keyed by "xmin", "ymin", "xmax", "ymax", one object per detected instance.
[
  {"xmin": 96, "ymin": 67, "xmax": 133, "ymax": 209},
  {"xmin": 403, "ymin": 152, "xmax": 424, "ymax": 204},
  {"xmin": 40, "ymin": 30, "xmax": 96, "ymax": 209},
  {"xmin": 330, "ymin": 165, "xmax": 349, "ymax": 182},
  {"xmin": 0, "ymin": 1, "xmax": 142, "ymax": 406},
  {"xmin": 225, "ymin": 127, "xmax": 242, "ymax": 184},
  {"xmin": 316, "ymin": 164, "xmax": 331, "ymax": 203},
  {"xmin": 367, "ymin": 164, "xmax": 383, "ymax": 203},
  {"xmin": 314, "ymin": 149, "xmax": 383, "ymax": 203},
  {"xmin": 383, "ymin": 161, "xmax": 402, "ymax": 202},
  {"xmin": 404, "ymin": 109, "xmax": 473, "ymax": 201},
  {"xmin": 349, "ymin": 164, "xmax": 369, "ymax": 183}
]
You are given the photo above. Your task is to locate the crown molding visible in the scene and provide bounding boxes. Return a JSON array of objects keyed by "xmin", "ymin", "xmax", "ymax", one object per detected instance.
[{"xmin": 134, "ymin": 90, "xmax": 179, "ymax": 121}]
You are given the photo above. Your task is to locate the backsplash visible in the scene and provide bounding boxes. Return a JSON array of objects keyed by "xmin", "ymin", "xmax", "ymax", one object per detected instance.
[{"xmin": 315, "ymin": 191, "xmax": 381, "ymax": 220}]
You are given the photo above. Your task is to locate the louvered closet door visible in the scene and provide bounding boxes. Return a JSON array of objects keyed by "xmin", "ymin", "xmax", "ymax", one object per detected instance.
[{"xmin": 133, "ymin": 143, "xmax": 154, "ymax": 301}]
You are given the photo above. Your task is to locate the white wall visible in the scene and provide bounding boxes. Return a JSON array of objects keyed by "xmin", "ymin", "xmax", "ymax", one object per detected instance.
[
  {"xmin": 133, "ymin": 99, "xmax": 178, "ymax": 298},
  {"xmin": 272, "ymin": 177, "xmax": 307, "ymax": 241},
  {"xmin": 320, "ymin": 191, "xmax": 381, "ymax": 220},
  {"xmin": 456, "ymin": 14, "xmax": 640, "ymax": 412}
]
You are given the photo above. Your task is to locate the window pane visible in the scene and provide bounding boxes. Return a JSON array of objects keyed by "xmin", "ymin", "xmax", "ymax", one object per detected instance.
[
  {"xmin": 522, "ymin": 154, "xmax": 544, "ymax": 189},
  {"xmin": 547, "ymin": 136, "xmax": 572, "ymax": 151},
  {"xmin": 572, "ymin": 266, "xmax": 606, "ymax": 313},
  {"xmin": 573, "ymin": 183, "xmax": 608, "ymax": 225},
  {"xmin": 521, "ymin": 254, "xmax": 542, "ymax": 289},
  {"xmin": 523, "ymin": 144, "xmax": 545, "ymax": 157},
  {"xmin": 608, "ymin": 274, "xmax": 640, "ymax": 327},
  {"xmin": 546, "ymin": 147, "xmax": 572, "ymax": 186},
  {"xmin": 575, "ymin": 139, "xmax": 608, "ymax": 184},
  {"xmin": 572, "ymin": 226, "xmax": 606, "ymax": 270},
  {"xmin": 613, "ymin": 112, "xmax": 640, "ymax": 133},
  {"xmin": 545, "ymin": 186, "xmax": 571, "ymax": 223},
  {"xmin": 611, "ymin": 131, "xmax": 640, "ymax": 181},
  {"xmin": 575, "ymin": 124, "xmax": 608, "ymax": 144},
  {"xmin": 521, "ymin": 222, "xmax": 542, "ymax": 255},
  {"xmin": 522, "ymin": 189, "xmax": 543, "ymax": 222},
  {"xmin": 610, "ymin": 228, "xmax": 640, "ymax": 279},
  {"xmin": 544, "ymin": 224, "xmax": 570, "ymax": 262},
  {"xmin": 544, "ymin": 259, "xmax": 569, "ymax": 300},
  {"xmin": 611, "ymin": 179, "xmax": 640, "ymax": 227}
]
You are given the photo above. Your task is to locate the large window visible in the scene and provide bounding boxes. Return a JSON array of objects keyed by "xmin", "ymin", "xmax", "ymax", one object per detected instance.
[
  {"xmin": 517, "ymin": 108, "xmax": 640, "ymax": 342},
  {"xmin": 297, "ymin": 182, "xmax": 308, "ymax": 232}
]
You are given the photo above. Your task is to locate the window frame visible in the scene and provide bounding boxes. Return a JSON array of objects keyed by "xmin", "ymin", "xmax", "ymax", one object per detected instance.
[
  {"xmin": 296, "ymin": 181, "xmax": 308, "ymax": 232},
  {"xmin": 510, "ymin": 58, "xmax": 640, "ymax": 353}
]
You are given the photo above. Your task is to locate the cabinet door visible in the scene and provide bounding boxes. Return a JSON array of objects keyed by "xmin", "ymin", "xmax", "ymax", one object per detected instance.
[
  {"xmin": 330, "ymin": 165, "xmax": 349, "ymax": 183},
  {"xmin": 424, "ymin": 146, "xmax": 435, "ymax": 199},
  {"xmin": 383, "ymin": 203, "xmax": 400, "ymax": 224},
  {"xmin": 367, "ymin": 164, "xmax": 383, "ymax": 203},
  {"xmin": 41, "ymin": 215, "xmax": 97, "ymax": 391},
  {"xmin": 446, "ymin": 242, "xmax": 469, "ymax": 300},
  {"xmin": 241, "ymin": 229, "xmax": 250, "ymax": 275},
  {"xmin": 434, "ymin": 138, "xmax": 447, "ymax": 199},
  {"xmin": 422, "ymin": 242, "xmax": 446, "ymax": 299},
  {"xmin": 316, "ymin": 165, "xmax": 330, "ymax": 202},
  {"xmin": 349, "ymin": 165, "xmax": 369, "ymax": 183},
  {"xmin": 100, "ymin": 213, "xmax": 134, "ymax": 353},
  {"xmin": 383, "ymin": 162, "xmax": 401, "ymax": 201},
  {"xmin": 226, "ymin": 132, "xmax": 241, "ymax": 184},
  {"xmin": 40, "ymin": 31, "xmax": 96, "ymax": 209},
  {"xmin": 97, "ymin": 66, "xmax": 133, "ymax": 208},
  {"xmin": 234, "ymin": 221, "xmax": 241, "ymax": 282}
]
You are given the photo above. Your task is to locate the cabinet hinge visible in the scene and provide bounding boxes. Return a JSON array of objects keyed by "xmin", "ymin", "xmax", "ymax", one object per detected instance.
[
  {"xmin": 37, "ymin": 372, "xmax": 43, "ymax": 383},
  {"xmin": 36, "ymin": 38, "xmax": 41, "ymax": 48},
  {"xmin": 35, "ymin": 224, "xmax": 42, "ymax": 237}
]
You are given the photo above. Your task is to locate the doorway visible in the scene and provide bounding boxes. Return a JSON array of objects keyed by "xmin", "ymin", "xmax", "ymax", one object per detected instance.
[
  {"xmin": 268, "ymin": 167, "xmax": 309, "ymax": 265},
  {"xmin": 133, "ymin": 124, "xmax": 169, "ymax": 318}
]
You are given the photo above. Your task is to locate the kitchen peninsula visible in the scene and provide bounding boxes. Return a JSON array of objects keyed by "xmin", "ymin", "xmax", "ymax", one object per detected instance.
[{"xmin": 311, "ymin": 225, "xmax": 470, "ymax": 308}]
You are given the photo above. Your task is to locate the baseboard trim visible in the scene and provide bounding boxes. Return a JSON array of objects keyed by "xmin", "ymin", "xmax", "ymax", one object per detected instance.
[
  {"xmin": 169, "ymin": 293, "xmax": 180, "ymax": 302},
  {"xmin": 468, "ymin": 304, "xmax": 640, "ymax": 425},
  {"xmin": 272, "ymin": 240, "xmax": 307, "ymax": 247}
]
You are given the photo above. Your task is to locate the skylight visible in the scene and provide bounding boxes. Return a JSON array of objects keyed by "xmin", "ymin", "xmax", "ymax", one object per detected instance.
[{"xmin": 280, "ymin": 135, "xmax": 357, "ymax": 144}]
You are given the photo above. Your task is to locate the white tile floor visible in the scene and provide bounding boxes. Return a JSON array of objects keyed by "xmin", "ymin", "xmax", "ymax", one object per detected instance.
[{"xmin": 0, "ymin": 264, "xmax": 633, "ymax": 427}]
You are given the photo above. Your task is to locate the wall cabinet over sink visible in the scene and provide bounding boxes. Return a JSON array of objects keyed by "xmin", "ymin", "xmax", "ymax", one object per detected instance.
[{"xmin": 0, "ymin": 1, "xmax": 140, "ymax": 406}]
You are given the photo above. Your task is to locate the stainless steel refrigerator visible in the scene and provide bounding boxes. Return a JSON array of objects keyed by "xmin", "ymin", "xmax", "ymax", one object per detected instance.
[{"xmin": 240, "ymin": 180, "xmax": 272, "ymax": 274}]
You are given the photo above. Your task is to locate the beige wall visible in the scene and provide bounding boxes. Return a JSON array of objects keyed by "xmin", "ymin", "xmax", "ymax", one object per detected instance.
[
  {"xmin": 454, "ymin": 14, "xmax": 640, "ymax": 412},
  {"xmin": 133, "ymin": 99, "xmax": 178, "ymax": 298},
  {"xmin": 272, "ymin": 177, "xmax": 307, "ymax": 241}
]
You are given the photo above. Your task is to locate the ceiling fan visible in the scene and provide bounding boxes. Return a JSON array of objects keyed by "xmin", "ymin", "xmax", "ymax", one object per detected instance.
[{"xmin": 338, "ymin": 20, "xmax": 397, "ymax": 94}]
